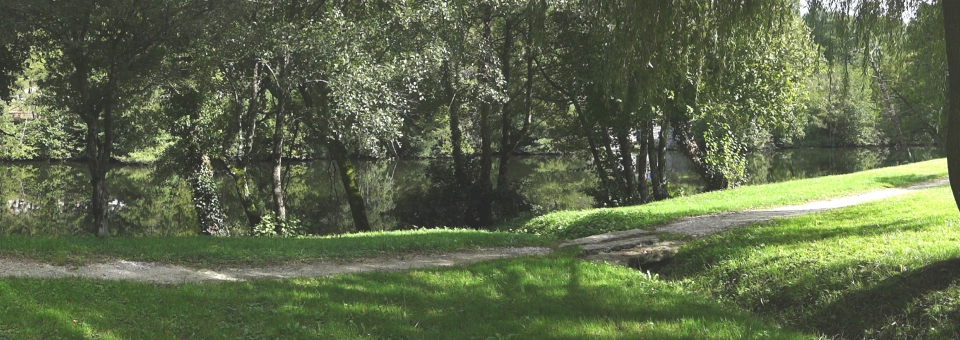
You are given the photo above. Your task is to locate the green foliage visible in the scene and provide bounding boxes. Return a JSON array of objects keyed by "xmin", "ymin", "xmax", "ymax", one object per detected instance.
[
  {"xmin": 666, "ymin": 186, "xmax": 960, "ymax": 339},
  {"xmin": 252, "ymin": 212, "xmax": 305, "ymax": 238},
  {"xmin": 796, "ymin": 65, "xmax": 882, "ymax": 146}
]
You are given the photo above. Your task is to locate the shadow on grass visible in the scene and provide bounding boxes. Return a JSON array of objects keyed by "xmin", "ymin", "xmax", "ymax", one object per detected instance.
[
  {"xmin": 874, "ymin": 174, "xmax": 942, "ymax": 188},
  {"xmin": 798, "ymin": 258, "xmax": 960, "ymax": 339},
  {"xmin": 664, "ymin": 209, "xmax": 932, "ymax": 279},
  {"xmin": 0, "ymin": 255, "xmax": 808, "ymax": 339}
]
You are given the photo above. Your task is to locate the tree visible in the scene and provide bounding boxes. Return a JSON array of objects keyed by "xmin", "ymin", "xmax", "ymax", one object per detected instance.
[
  {"xmin": 944, "ymin": 0, "xmax": 960, "ymax": 212},
  {"xmin": 812, "ymin": 0, "xmax": 959, "ymax": 212},
  {"xmin": 0, "ymin": 0, "xmax": 208, "ymax": 236}
]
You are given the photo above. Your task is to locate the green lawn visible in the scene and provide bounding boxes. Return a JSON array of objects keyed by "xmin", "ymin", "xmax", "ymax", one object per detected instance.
[
  {"xmin": 0, "ymin": 229, "xmax": 550, "ymax": 267},
  {"xmin": 666, "ymin": 186, "xmax": 960, "ymax": 339},
  {"xmin": 2, "ymin": 159, "xmax": 958, "ymax": 339},
  {"xmin": 0, "ymin": 250, "xmax": 811, "ymax": 340},
  {"xmin": 509, "ymin": 158, "xmax": 948, "ymax": 240}
]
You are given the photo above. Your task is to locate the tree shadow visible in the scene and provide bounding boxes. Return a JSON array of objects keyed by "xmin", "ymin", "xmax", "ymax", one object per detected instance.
[
  {"xmin": 802, "ymin": 258, "xmax": 960, "ymax": 338},
  {"xmin": 874, "ymin": 174, "xmax": 942, "ymax": 188},
  {"xmin": 0, "ymin": 255, "xmax": 808, "ymax": 339},
  {"xmin": 664, "ymin": 211, "xmax": 931, "ymax": 280}
]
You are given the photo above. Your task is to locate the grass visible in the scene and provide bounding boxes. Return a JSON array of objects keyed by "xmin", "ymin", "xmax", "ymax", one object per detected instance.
[
  {"xmin": 509, "ymin": 158, "xmax": 948, "ymax": 240},
  {"xmin": 0, "ymin": 229, "xmax": 550, "ymax": 268},
  {"xmin": 2, "ymin": 159, "xmax": 958, "ymax": 339},
  {"xmin": 0, "ymin": 249, "xmax": 812, "ymax": 340},
  {"xmin": 665, "ymin": 186, "xmax": 960, "ymax": 339}
]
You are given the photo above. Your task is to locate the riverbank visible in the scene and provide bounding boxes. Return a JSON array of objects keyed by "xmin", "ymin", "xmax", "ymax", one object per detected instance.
[{"xmin": 1, "ymin": 161, "xmax": 957, "ymax": 339}]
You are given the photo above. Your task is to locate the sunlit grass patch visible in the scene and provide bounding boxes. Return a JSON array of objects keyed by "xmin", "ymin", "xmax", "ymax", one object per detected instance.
[
  {"xmin": 666, "ymin": 186, "xmax": 960, "ymax": 339},
  {"xmin": 511, "ymin": 158, "xmax": 947, "ymax": 239},
  {"xmin": 0, "ymin": 253, "xmax": 812, "ymax": 339},
  {"xmin": 0, "ymin": 228, "xmax": 551, "ymax": 267}
]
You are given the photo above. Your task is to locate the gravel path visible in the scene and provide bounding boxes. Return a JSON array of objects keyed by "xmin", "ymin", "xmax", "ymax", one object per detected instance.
[{"xmin": 0, "ymin": 179, "xmax": 948, "ymax": 284}]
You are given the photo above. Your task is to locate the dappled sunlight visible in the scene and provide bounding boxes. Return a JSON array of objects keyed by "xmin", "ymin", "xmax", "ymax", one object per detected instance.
[{"xmin": 0, "ymin": 255, "xmax": 810, "ymax": 339}]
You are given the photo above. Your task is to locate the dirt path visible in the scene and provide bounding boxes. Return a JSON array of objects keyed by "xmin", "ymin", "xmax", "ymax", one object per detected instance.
[
  {"xmin": 0, "ymin": 247, "xmax": 552, "ymax": 284},
  {"xmin": 566, "ymin": 179, "xmax": 950, "ymax": 269},
  {"xmin": 0, "ymin": 179, "xmax": 948, "ymax": 283}
]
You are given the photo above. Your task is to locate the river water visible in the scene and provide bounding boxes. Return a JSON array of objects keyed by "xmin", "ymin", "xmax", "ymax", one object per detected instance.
[{"xmin": 0, "ymin": 147, "xmax": 941, "ymax": 236}]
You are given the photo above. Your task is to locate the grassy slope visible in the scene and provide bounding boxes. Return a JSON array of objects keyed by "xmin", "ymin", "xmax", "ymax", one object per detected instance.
[
  {"xmin": 0, "ymin": 251, "xmax": 811, "ymax": 340},
  {"xmin": 511, "ymin": 159, "xmax": 948, "ymax": 240},
  {"xmin": 666, "ymin": 186, "xmax": 960, "ymax": 339},
  {"xmin": 0, "ymin": 229, "xmax": 549, "ymax": 267}
]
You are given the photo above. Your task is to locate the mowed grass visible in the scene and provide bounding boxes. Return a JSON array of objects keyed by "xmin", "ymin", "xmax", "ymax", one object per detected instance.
[
  {"xmin": 511, "ymin": 158, "xmax": 947, "ymax": 239},
  {"xmin": 0, "ymin": 229, "xmax": 550, "ymax": 267},
  {"xmin": 666, "ymin": 186, "xmax": 960, "ymax": 339},
  {"xmin": 0, "ymin": 250, "xmax": 812, "ymax": 340}
]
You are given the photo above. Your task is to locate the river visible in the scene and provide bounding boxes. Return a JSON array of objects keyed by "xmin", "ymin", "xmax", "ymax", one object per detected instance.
[{"xmin": 0, "ymin": 147, "xmax": 941, "ymax": 236}]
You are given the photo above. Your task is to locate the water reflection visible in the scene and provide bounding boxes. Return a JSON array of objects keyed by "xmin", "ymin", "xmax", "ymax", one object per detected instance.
[{"xmin": 0, "ymin": 147, "xmax": 942, "ymax": 236}]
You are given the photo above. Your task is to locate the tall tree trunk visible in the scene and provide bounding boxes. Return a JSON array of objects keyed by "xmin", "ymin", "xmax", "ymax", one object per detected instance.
[
  {"xmin": 636, "ymin": 121, "xmax": 650, "ymax": 203},
  {"xmin": 89, "ymin": 158, "xmax": 109, "ymax": 237},
  {"xmin": 271, "ymin": 103, "xmax": 287, "ymax": 233},
  {"xmin": 497, "ymin": 18, "xmax": 515, "ymax": 190},
  {"xmin": 443, "ymin": 61, "xmax": 468, "ymax": 187},
  {"xmin": 653, "ymin": 119, "xmax": 670, "ymax": 200},
  {"xmin": 474, "ymin": 5, "xmax": 495, "ymax": 228},
  {"xmin": 616, "ymin": 128, "xmax": 636, "ymax": 202},
  {"xmin": 647, "ymin": 120, "xmax": 663, "ymax": 201},
  {"xmin": 229, "ymin": 166, "xmax": 261, "ymax": 231},
  {"xmin": 577, "ymin": 108, "xmax": 610, "ymax": 193},
  {"xmin": 943, "ymin": 0, "xmax": 960, "ymax": 212},
  {"xmin": 327, "ymin": 138, "xmax": 371, "ymax": 232},
  {"xmin": 87, "ymin": 103, "xmax": 113, "ymax": 237},
  {"xmin": 228, "ymin": 61, "xmax": 264, "ymax": 234}
]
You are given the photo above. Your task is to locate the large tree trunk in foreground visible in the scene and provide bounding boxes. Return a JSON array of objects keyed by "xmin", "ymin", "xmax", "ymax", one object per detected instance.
[
  {"xmin": 327, "ymin": 139, "xmax": 371, "ymax": 233},
  {"xmin": 944, "ymin": 0, "xmax": 960, "ymax": 212}
]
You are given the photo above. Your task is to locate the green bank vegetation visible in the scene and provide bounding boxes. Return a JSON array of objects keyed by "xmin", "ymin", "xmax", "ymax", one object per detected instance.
[
  {"xmin": 1, "ymin": 162, "xmax": 959, "ymax": 339},
  {"xmin": 512, "ymin": 158, "xmax": 948, "ymax": 239},
  {"xmin": 666, "ymin": 186, "xmax": 960, "ymax": 339}
]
